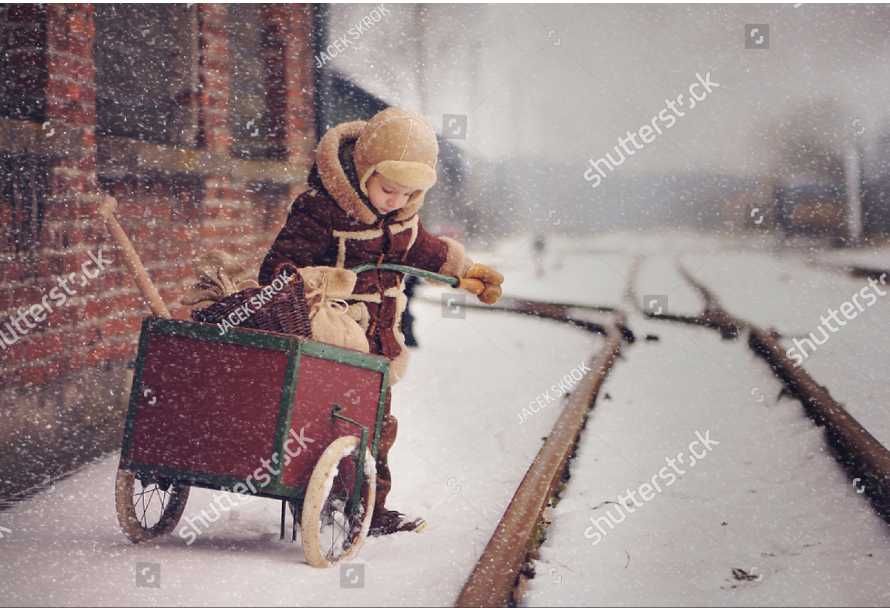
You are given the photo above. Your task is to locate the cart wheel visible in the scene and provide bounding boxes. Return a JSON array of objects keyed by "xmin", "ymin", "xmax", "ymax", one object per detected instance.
[
  {"xmin": 301, "ymin": 436, "xmax": 376, "ymax": 568},
  {"xmin": 115, "ymin": 468, "xmax": 190, "ymax": 543}
]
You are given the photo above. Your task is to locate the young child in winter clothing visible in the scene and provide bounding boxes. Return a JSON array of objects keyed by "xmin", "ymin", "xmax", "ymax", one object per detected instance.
[{"xmin": 258, "ymin": 107, "xmax": 504, "ymax": 535}]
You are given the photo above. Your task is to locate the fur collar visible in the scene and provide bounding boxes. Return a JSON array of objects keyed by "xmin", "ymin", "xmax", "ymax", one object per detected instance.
[{"xmin": 314, "ymin": 120, "xmax": 426, "ymax": 225}]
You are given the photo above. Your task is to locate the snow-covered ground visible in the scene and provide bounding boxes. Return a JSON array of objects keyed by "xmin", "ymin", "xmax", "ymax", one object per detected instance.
[
  {"xmin": 519, "ymin": 232, "xmax": 890, "ymax": 606},
  {"xmin": 0, "ymin": 292, "xmax": 597, "ymax": 606},
  {"xmin": 815, "ymin": 244, "xmax": 890, "ymax": 272},
  {"xmin": 3, "ymin": 230, "xmax": 890, "ymax": 606},
  {"xmin": 526, "ymin": 311, "xmax": 890, "ymax": 607},
  {"xmin": 682, "ymin": 251, "xmax": 890, "ymax": 449}
]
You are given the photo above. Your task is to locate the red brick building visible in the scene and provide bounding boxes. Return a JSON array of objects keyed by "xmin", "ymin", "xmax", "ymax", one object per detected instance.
[{"xmin": 0, "ymin": 4, "xmax": 319, "ymax": 497}]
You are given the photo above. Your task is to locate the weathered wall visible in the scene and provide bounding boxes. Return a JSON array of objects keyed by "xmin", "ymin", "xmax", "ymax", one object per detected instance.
[{"xmin": 0, "ymin": 4, "xmax": 317, "ymax": 498}]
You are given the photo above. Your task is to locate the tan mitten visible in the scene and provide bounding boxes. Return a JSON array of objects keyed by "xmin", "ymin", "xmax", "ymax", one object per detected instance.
[{"xmin": 458, "ymin": 263, "xmax": 504, "ymax": 305}]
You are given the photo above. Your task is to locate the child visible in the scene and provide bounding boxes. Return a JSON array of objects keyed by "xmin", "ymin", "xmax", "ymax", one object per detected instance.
[{"xmin": 258, "ymin": 107, "xmax": 504, "ymax": 535}]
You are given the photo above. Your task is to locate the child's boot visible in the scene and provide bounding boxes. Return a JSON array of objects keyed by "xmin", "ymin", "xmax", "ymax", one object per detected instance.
[{"xmin": 368, "ymin": 394, "xmax": 426, "ymax": 536}]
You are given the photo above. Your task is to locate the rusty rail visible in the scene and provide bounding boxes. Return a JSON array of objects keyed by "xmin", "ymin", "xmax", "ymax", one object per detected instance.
[
  {"xmin": 418, "ymin": 293, "xmax": 636, "ymax": 343},
  {"xmin": 748, "ymin": 327, "xmax": 890, "ymax": 518},
  {"xmin": 454, "ymin": 312, "xmax": 625, "ymax": 607},
  {"xmin": 623, "ymin": 256, "xmax": 740, "ymax": 339},
  {"xmin": 807, "ymin": 259, "xmax": 890, "ymax": 283},
  {"xmin": 667, "ymin": 261, "xmax": 890, "ymax": 521}
]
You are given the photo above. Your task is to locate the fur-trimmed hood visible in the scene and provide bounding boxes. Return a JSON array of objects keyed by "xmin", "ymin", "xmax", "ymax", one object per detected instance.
[{"xmin": 312, "ymin": 120, "xmax": 428, "ymax": 226}]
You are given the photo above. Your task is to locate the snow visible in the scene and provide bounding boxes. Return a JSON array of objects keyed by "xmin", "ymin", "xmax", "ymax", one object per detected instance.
[
  {"xmin": 527, "ymin": 317, "xmax": 890, "ymax": 606},
  {"xmin": 2, "ymin": 230, "xmax": 889, "ymax": 606},
  {"xmin": 816, "ymin": 245, "xmax": 890, "ymax": 272},
  {"xmin": 0, "ymin": 291, "xmax": 597, "ymax": 606},
  {"xmin": 522, "ymin": 232, "xmax": 890, "ymax": 606},
  {"xmin": 472, "ymin": 233, "xmax": 632, "ymax": 308},
  {"xmin": 681, "ymin": 249, "xmax": 890, "ymax": 448}
]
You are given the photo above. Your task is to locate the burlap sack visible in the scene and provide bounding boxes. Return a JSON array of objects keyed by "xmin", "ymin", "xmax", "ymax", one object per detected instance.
[
  {"xmin": 180, "ymin": 250, "xmax": 260, "ymax": 307},
  {"xmin": 299, "ymin": 266, "xmax": 370, "ymax": 353}
]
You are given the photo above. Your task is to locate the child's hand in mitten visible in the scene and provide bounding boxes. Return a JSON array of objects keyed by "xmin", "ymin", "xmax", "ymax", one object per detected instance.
[{"xmin": 459, "ymin": 263, "xmax": 504, "ymax": 305}]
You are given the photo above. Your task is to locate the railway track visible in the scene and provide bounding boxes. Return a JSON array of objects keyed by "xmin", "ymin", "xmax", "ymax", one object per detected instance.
[
  {"xmin": 809, "ymin": 259, "xmax": 890, "ymax": 283},
  {"xmin": 5, "ymin": 261, "xmax": 886, "ymax": 606},
  {"xmin": 439, "ymin": 255, "xmax": 890, "ymax": 607},
  {"xmin": 413, "ymin": 294, "xmax": 629, "ymax": 607},
  {"xmin": 627, "ymin": 257, "xmax": 890, "ymax": 523}
]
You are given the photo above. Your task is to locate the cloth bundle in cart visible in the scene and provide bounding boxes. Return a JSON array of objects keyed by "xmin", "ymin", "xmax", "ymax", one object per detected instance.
[{"xmin": 115, "ymin": 315, "xmax": 390, "ymax": 567}]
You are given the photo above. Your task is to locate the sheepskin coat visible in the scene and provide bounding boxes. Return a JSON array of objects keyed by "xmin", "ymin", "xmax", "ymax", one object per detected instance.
[{"xmin": 258, "ymin": 121, "xmax": 471, "ymax": 381}]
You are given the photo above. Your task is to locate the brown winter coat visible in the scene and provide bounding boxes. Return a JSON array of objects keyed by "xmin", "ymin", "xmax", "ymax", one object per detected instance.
[{"xmin": 258, "ymin": 121, "xmax": 471, "ymax": 381}]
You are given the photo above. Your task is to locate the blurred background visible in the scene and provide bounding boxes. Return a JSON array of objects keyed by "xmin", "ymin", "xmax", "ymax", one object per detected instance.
[{"xmin": 320, "ymin": 4, "xmax": 890, "ymax": 244}]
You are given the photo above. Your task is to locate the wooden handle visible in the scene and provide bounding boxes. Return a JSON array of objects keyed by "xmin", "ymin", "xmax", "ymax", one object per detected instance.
[{"xmin": 96, "ymin": 194, "xmax": 171, "ymax": 319}]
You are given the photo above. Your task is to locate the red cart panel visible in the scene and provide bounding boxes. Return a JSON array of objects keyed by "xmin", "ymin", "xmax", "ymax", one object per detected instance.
[
  {"xmin": 280, "ymin": 354, "xmax": 384, "ymax": 488},
  {"xmin": 127, "ymin": 333, "xmax": 289, "ymax": 480},
  {"xmin": 120, "ymin": 317, "xmax": 389, "ymax": 499}
]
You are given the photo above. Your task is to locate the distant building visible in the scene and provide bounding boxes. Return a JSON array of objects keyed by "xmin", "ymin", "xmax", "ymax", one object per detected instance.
[{"xmin": 774, "ymin": 181, "xmax": 847, "ymax": 240}]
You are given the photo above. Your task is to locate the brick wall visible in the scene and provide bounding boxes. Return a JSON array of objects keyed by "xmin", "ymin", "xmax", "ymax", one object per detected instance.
[{"xmin": 0, "ymin": 4, "xmax": 316, "ymax": 499}]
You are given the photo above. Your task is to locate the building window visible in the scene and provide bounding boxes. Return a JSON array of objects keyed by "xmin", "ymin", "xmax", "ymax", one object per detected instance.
[
  {"xmin": 0, "ymin": 153, "xmax": 48, "ymax": 255},
  {"xmin": 94, "ymin": 4, "xmax": 198, "ymax": 146},
  {"xmin": 228, "ymin": 5, "xmax": 286, "ymax": 160},
  {"xmin": 0, "ymin": 4, "xmax": 48, "ymax": 122},
  {"xmin": 247, "ymin": 181, "xmax": 290, "ymax": 232}
]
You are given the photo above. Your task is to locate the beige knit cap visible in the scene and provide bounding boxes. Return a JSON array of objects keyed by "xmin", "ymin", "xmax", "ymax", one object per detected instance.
[{"xmin": 353, "ymin": 108, "xmax": 439, "ymax": 200}]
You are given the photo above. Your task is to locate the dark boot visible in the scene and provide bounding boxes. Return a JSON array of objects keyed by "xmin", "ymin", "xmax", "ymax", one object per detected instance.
[
  {"xmin": 368, "ymin": 390, "xmax": 425, "ymax": 536},
  {"xmin": 368, "ymin": 508, "xmax": 427, "ymax": 536}
]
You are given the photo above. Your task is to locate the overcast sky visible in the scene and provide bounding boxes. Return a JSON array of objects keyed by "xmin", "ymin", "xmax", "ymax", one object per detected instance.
[{"xmin": 326, "ymin": 4, "xmax": 890, "ymax": 182}]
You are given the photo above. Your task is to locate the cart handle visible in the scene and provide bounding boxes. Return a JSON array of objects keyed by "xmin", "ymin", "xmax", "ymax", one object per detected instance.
[{"xmin": 350, "ymin": 263, "xmax": 460, "ymax": 287}]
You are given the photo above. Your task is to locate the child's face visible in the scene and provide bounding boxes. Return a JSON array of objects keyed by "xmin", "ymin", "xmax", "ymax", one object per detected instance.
[{"xmin": 366, "ymin": 173, "xmax": 417, "ymax": 214}]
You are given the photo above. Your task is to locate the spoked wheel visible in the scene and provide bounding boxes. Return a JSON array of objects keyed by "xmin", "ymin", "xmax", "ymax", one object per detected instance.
[
  {"xmin": 115, "ymin": 468, "xmax": 190, "ymax": 543},
  {"xmin": 301, "ymin": 436, "xmax": 376, "ymax": 568}
]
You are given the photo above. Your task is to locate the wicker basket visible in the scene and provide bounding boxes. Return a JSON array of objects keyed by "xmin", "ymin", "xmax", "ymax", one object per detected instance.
[{"xmin": 191, "ymin": 273, "xmax": 312, "ymax": 338}]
